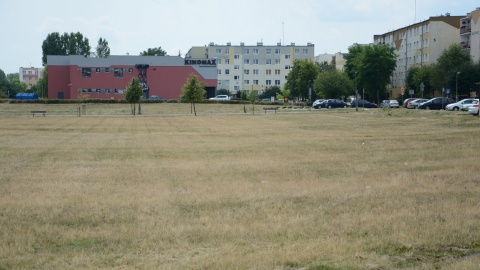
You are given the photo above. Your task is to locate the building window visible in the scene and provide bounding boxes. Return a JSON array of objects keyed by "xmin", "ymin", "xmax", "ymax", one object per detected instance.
[
  {"xmin": 285, "ymin": 65, "xmax": 291, "ymax": 69},
  {"xmin": 28, "ymin": 71, "xmax": 32, "ymax": 74},
  {"xmin": 244, "ymin": 80, "xmax": 249, "ymax": 85},
  {"xmin": 243, "ymin": 48, "xmax": 249, "ymax": 54},
  {"xmin": 266, "ymin": 80, "xmax": 272, "ymax": 85},
  {"xmin": 217, "ymin": 59, "xmax": 222, "ymax": 64},
  {"xmin": 234, "ymin": 65, "xmax": 240, "ymax": 70},
  {"xmin": 225, "ymin": 58, "xmax": 230, "ymax": 64},
  {"xmin": 303, "ymin": 49, "xmax": 308, "ymax": 55},
  {"xmin": 82, "ymin": 68, "xmax": 91, "ymax": 77},
  {"xmin": 234, "ymin": 86, "xmax": 240, "ymax": 90},
  {"xmin": 218, "ymin": 69, "xmax": 222, "ymax": 75},
  {"xmin": 266, "ymin": 59, "xmax": 272, "ymax": 65},
  {"xmin": 285, "ymin": 55, "xmax": 290, "ymax": 59},
  {"xmin": 253, "ymin": 59, "xmax": 259, "ymax": 65},
  {"xmin": 275, "ymin": 59, "xmax": 280, "ymax": 65},
  {"xmin": 216, "ymin": 48, "xmax": 222, "ymax": 54},
  {"xmin": 128, "ymin": 68, "xmax": 133, "ymax": 73},
  {"xmin": 253, "ymin": 69, "xmax": 259, "ymax": 75},
  {"xmin": 275, "ymin": 69, "xmax": 280, "ymax": 75},
  {"xmin": 266, "ymin": 48, "xmax": 272, "ymax": 54},
  {"xmin": 225, "ymin": 48, "xmax": 229, "ymax": 54},
  {"xmin": 234, "ymin": 75, "xmax": 240, "ymax": 80},
  {"xmin": 95, "ymin": 68, "xmax": 101, "ymax": 72},
  {"xmin": 275, "ymin": 49, "xmax": 281, "ymax": 54},
  {"xmin": 295, "ymin": 48, "xmax": 300, "ymax": 55},
  {"xmin": 114, "ymin": 68, "xmax": 123, "ymax": 77},
  {"xmin": 234, "ymin": 54, "xmax": 240, "ymax": 59},
  {"xmin": 244, "ymin": 69, "xmax": 249, "ymax": 75},
  {"xmin": 275, "ymin": 80, "xmax": 281, "ymax": 85},
  {"xmin": 253, "ymin": 80, "xmax": 259, "ymax": 85},
  {"xmin": 253, "ymin": 49, "xmax": 259, "ymax": 55},
  {"xmin": 266, "ymin": 69, "xmax": 272, "ymax": 75},
  {"xmin": 105, "ymin": 68, "xmax": 110, "ymax": 73},
  {"xmin": 244, "ymin": 59, "xmax": 250, "ymax": 64},
  {"xmin": 225, "ymin": 69, "xmax": 230, "ymax": 75}
]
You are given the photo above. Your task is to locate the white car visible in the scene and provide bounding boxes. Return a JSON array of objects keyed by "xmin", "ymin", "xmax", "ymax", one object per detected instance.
[
  {"xmin": 209, "ymin": 95, "xmax": 230, "ymax": 100},
  {"xmin": 445, "ymin": 98, "xmax": 478, "ymax": 111},
  {"xmin": 407, "ymin": 99, "xmax": 428, "ymax": 109},
  {"xmin": 468, "ymin": 103, "xmax": 479, "ymax": 116},
  {"xmin": 461, "ymin": 99, "xmax": 479, "ymax": 111}
]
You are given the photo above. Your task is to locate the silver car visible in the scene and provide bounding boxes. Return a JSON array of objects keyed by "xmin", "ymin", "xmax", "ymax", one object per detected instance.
[
  {"xmin": 407, "ymin": 99, "xmax": 428, "ymax": 109},
  {"xmin": 445, "ymin": 98, "xmax": 478, "ymax": 111}
]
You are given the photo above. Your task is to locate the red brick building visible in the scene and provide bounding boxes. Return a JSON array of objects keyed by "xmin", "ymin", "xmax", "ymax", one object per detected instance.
[{"xmin": 47, "ymin": 55, "xmax": 217, "ymax": 100}]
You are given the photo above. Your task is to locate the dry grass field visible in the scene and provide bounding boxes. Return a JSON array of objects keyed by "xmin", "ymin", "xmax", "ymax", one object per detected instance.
[{"xmin": 1, "ymin": 103, "xmax": 480, "ymax": 269}]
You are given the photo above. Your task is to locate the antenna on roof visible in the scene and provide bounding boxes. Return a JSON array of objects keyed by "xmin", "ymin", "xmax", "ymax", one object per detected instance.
[{"xmin": 282, "ymin": 21, "xmax": 285, "ymax": 45}]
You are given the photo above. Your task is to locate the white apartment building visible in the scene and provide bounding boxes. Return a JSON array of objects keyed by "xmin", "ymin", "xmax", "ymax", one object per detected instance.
[
  {"xmin": 186, "ymin": 42, "xmax": 315, "ymax": 94},
  {"xmin": 461, "ymin": 8, "xmax": 480, "ymax": 63},
  {"xmin": 374, "ymin": 14, "xmax": 463, "ymax": 92}
]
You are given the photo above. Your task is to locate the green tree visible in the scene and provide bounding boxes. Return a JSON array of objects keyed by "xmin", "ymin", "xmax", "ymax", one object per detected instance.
[
  {"xmin": 0, "ymin": 69, "xmax": 6, "ymax": 81},
  {"xmin": 247, "ymin": 90, "xmax": 258, "ymax": 114},
  {"xmin": 316, "ymin": 60, "xmax": 336, "ymax": 73},
  {"xmin": 95, "ymin": 37, "xmax": 110, "ymax": 58},
  {"xmin": 259, "ymin": 86, "xmax": 281, "ymax": 99},
  {"xmin": 284, "ymin": 59, "xmax": 318, "ymax": 101},
  {"xmin": 314, "ymin": 70, "xmax": 353, "ymax": 100},
  {"xmin": 36, "ymin": 66, "xmax": 48, "ymax": 98},
  {"xmin": 432, "ymin": 44, "xmax": 472, "ymax": 93},
  {"xmin": 180, "ymin": 74, "xmax": 206, "ymax": 116},
  {"xmin": 406, "ymin": 66, "xmax": 420, "ymax": 93},
  {"xmin": 344, "ymin": 44, "xmax": 396, "ymax": 103},
  {"xmin": 42, "ymin": 32, "xmax": 91, "ymax": 65},
  {"xmin": 124, "ymin": 78, "xmax": 143, "ymax": 116},
  {"xmin": 140, "ymin": 47, "xmax": 167, "ymax": 56},
  {"xmin": 412, "ymin": 65, "xmax": 435, "ymax": 98}
]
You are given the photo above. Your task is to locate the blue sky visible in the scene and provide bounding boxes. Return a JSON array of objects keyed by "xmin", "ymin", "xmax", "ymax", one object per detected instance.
[{"xmin": 0, "ymin": 0, "xmax": 478, "ymax": 74}]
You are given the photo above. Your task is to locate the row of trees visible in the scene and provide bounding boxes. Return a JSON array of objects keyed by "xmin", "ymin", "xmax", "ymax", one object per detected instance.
[
  {"xmin": 406, "ymin": 44, "xmax": 480, "ymax": 99},
  {"xmin": 42, "ymin": 31, "xmax": 169, "ymax": 66},
  {"xmin": 283, "ymin": 43, "xmax": 397, "ymax": 104},
  {"xmin": 284, "ymin": 43, "xmax": 480, "ymax": 104},
  {"xmin": 0, "ymin": 69, "xmax": 28, "ymax": 98}
]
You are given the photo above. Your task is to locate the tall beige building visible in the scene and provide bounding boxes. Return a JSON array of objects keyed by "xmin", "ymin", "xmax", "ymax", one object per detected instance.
[
  {"xmin": 19, "ymin": 67, "xmax": 44, "ymax": 89},
  {"xmin": 461, "ymin": 8, "xmax": 480, "ymax": 63},
  {"xmin": 186, "ymin": 42, "xmax": 315, "ymax": 94},
  {"xmin": 374, "ymin": 14, "xmax": 463, "ymax": 95}
]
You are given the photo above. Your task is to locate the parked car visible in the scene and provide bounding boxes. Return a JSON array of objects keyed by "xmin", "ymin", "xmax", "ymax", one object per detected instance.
[
  {"xmin": 468, "ymin": 103, "xmax": 479, "ymax": 116},
  {"xmin": 381, "ymin": 100, "xmax": 399, "ymax": 108},
  {"xmin": 462, "ymin": 99, "xmax": 479, "ymax": 111},
  {"xmin": 209, "ymin": 95, "xmax": 230, "ymax": 100},
  {"xmin": 403, "ymin": 98, "xmax": 417, "ymax": 108},
  {"xmin": 312, "ymin": 99, "xmax": 325, "ymax": 109},
  {"xmin": 407, "ymin": 98, "xmax": 428, "ymax": 109},
  {"xmin": 445, "ymin": 98, "xmax": 478, "ymax": 111},
  {"xmin": 320, "ymin": 99, "xmax": 349, "ymax": 109},
  {"xmin": 148, "ymin": 95, "xmax": 168, "ymax": 101},
  {"xmin": 350, "ymin": 99, "xmax": 377, "ymax": 108},
  {"xmin": 417, "ymin": 97, "xmax": 454, "ymax": 110}
]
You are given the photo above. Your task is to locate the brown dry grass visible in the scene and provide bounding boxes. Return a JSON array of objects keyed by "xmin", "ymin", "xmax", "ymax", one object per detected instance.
[{"xmin": 0, "ymin": 104, "xmax": 480, "ymax": 269}]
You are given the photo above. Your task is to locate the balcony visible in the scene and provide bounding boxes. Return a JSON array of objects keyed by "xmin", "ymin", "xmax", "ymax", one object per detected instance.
[
  {"xmin": 460, "ymin": 26, "xmax": 471, "ymax": 35},
  {"xmin": 460, "ymin": 42, "xmax": 471, "ymax": 49}
]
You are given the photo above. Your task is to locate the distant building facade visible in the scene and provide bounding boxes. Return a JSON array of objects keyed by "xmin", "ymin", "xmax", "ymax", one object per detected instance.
[
  {"xmin": 186, "ymin": 42, "xmax": 315, "ymax": 94},
  {"xmin": 315, "ymin": 52, "xmax": 346, "ymax": 70},
  {"xmin": 461, "ymin": 8, "xmax": 480, "ymax": 63},
  {"xmin": 374, "ymin": 14, "xmax": 463, "ymax": 96},
  {"xmin": 19, "ymin": 67, "xmax": 44, "ymax": 89},
  {"xmin": 47, "ymin": 55, "xmax": 217, "ymax": 100}
]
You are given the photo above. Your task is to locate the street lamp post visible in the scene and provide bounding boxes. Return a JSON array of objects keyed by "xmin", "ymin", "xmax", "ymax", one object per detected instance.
[{"xmin": 456, "ymin": 72, "xmax": 460, "ymax": 102}]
